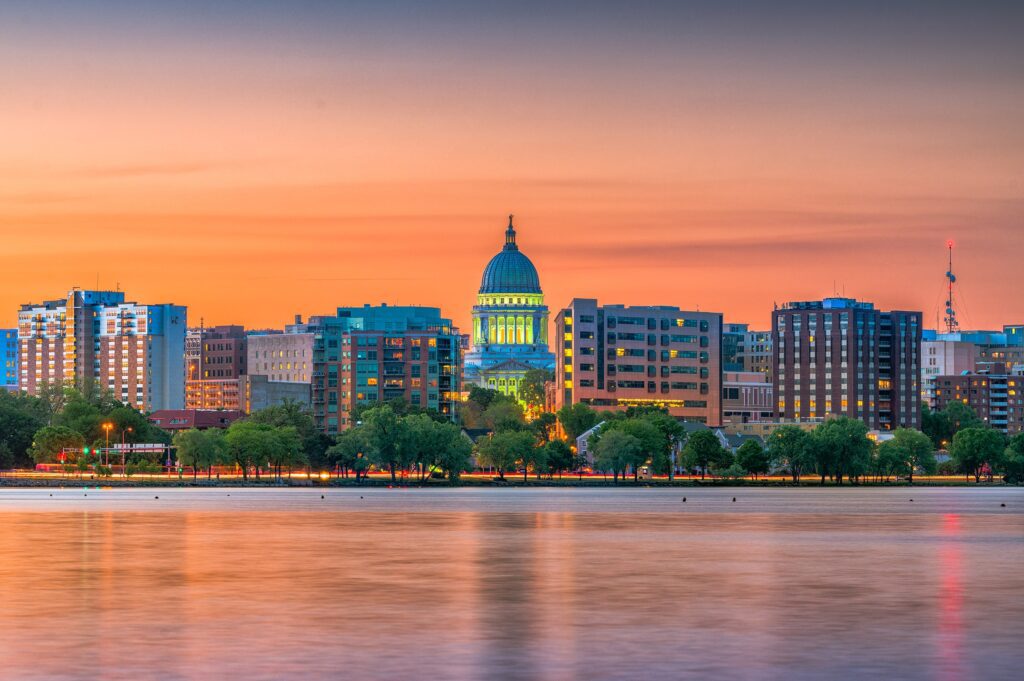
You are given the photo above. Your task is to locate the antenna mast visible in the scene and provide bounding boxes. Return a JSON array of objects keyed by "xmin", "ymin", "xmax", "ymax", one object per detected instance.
[{"xmin": 944, "ymin": 240, "xmax": 959, "ymax": 334}]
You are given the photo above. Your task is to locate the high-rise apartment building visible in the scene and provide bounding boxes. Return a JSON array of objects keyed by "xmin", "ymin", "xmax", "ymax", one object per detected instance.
[
  {"xmin": 722, "ymin": 324, "xmax": 772, "ymax": 376},
  {"xmin": 773, "ymin": 297, "xmax": 921, "ymax": 430},
  {"xmin": 185, "ymin": 325, "xmax": 248, "ymax": 410},
  {"xmin": 17, "ymin": 289, "xmax": 186, "ymax": 410},
  {"xmin": 296, "ymin": 305, "xmax": 461, "ymax": 435},
  {"xmin": 934, "ymin": 373, "xmax": 1024, "ymax": 435},
  {"xmin": 554, "ymin": 299, "xmax": 723, "ymax": 424},
  {"xmin": 2, "ymin": 329, "xmax": 17, "ymax": 391}
]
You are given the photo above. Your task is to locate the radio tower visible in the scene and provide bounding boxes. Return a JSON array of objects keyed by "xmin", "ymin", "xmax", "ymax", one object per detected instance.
[{"xmin": 944, "ymin": 240, "xmax": 959, "ymax": 334}]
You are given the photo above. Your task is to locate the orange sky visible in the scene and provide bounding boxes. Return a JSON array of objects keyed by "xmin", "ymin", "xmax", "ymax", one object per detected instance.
[{"xmin": 2, "ymin": 1, "xmax": 1022, "ymax": 332}]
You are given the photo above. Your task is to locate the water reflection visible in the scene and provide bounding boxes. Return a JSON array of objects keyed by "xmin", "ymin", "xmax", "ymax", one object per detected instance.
[{"xmin": 0, "ymin": 489, "xmax": 1021, "ymax": 680}]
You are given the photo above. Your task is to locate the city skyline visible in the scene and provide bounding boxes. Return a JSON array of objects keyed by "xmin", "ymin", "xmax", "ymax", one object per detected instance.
[{"xmin": 3, "ymin": 1, "xmax": 1023, "ymax": 331}]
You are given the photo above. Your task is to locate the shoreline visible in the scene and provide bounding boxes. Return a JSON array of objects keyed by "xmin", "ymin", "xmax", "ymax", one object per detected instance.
[{"xmin": 0, "ymin": 476, "xmax": 1014, "ymax": 489}]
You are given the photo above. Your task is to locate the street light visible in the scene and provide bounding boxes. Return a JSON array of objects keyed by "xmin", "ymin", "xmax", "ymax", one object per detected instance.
[
  {"xmin": 121, "ymin": 426, "xmax": 134, "ymax": 476},
  {"xmin": 102, "ymin": 422, "xmax": 114, "ymax": 466}
]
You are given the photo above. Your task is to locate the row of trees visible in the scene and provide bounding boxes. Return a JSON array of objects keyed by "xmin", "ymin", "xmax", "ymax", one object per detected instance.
[{"xmin": 2, "ymin": 384, "xmax": 170, "ymax": 468}]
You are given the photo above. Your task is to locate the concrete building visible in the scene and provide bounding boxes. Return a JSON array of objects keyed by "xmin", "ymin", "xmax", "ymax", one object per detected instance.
[
  {"xmin": 240, "ymin": 374, "xmax": 310, "ymax": 413},
  {"xmin": 185, "ymin": 325, "xmax": 248, "ymax": 410},
  {"xmin": 933, "ymin": 373, "xmax": 1024, "ymax": 435},
  {"xmin": 463, "ymin": 216, "xmax": 555, "ymax": 398},
  {"xmin": 247, "ymin": 329, "xmax": 315, "ymax": 384},
  {"xmin": 773, "ymin": 297, "xmax": 921, "ymax": 430},
  {"xmin": 921, "ymin": 340, "xmax": 976, "ymax": 405},
  {"xmin": 300, "ymin": 305, "xmax": 461, "ymax": 435},
  {"xmin": 554, "ymin": 299, "xmax": 723, "ymax": 424},
  {"xmin": 17, "ymin": 289, "xmax": 186, "ymax": 410},
  {"xmin": 722, "ymin": 323, "xmax": 772, "ymax": 376},
  {"xmin": 1, "ymin": 328, "xmax": 17, "ymax": 391},
  {"xmin": 722, "ymin": 370, "xmax": 773, "ymax": 426}
]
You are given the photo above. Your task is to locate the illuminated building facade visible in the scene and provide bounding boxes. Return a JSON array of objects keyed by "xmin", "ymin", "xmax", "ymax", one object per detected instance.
[
  {"xmin": 298, "ymin": 305, "xmax": 461, "ymax": 434},
  {"xmin": 773, "ymin": 298, "xmax": 921, "ymax": 430},
  {"xmin": 554, "ymin": 299, "xmax": 723, "ymax": 424},
  {"xmin": 17, "ymin": 289, "xmax": 186, "ymax": 410},
  {"xmin": 463, "ymin": 216, "xmax": 555, "ymax": 398},
  {"xmin": 1, "ymin": 328, "xmax": 17, "ymax": 391},
  {"xmin": 933, "ymin": 373, "xmax": 1024, "ymax": 435},
  {"xmin": 185, "ymin": 325, "xmax": 248, "ymax": 410}
]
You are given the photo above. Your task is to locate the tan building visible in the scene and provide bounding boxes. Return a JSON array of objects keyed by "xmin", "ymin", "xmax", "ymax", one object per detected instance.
[
  {"xmin": 247, "ymin": 332, "xmax": 314, "ymax": 383},
  {"xmin": 554, "ymin": 299, "xmax": 723, "ymax": 424},
  {"xmin": 722, "ymin": 371, "xmax": 773, "ymax": 426}
]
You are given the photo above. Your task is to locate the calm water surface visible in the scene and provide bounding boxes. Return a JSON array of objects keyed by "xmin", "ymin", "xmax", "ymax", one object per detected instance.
[{"xmin": 1, "ymin": 487, "xmax": 1022, "ymax": 680}]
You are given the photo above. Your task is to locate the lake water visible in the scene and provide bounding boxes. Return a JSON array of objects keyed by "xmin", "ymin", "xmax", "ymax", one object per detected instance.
[{"xmin": 1, "ymin": 487, "xmax": 1022, "ymax": 680}]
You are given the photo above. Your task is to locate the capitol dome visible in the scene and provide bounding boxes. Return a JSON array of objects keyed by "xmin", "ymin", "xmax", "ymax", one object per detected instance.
[{"xmin": 479, "ymin": 215, "xmax": 542, "ymax": 294}]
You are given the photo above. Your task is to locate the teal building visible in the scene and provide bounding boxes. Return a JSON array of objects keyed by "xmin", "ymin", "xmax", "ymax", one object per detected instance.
[{"xmin": 464, "ymin": 216, "xmax": 555, "ymax": 398}]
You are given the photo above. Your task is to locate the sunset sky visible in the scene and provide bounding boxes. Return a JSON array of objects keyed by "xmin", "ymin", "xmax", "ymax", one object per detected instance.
[{"xmin": 2, "ymin": 0, "xmax": 1022, "ymax": 333}]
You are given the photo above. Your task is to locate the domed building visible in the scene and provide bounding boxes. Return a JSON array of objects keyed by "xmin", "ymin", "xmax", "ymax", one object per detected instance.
[{"xmin": 463, "ymin": 215, "xmax": 555, "ymax": 398}]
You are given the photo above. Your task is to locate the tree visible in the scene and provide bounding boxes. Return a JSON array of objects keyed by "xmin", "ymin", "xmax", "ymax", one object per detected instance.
[
  {"xmin": 30, "ymin": 426, "xmax": 85, "ymax": 465},
  {"xmin": 1002, "ymin": 433, "xmax": 1024, "ymax": 484},
  {"xmin": 873, "ymin": 440, "xmax": 906, "ymax": 482},
  {"xmin": 592, "ymin": 430, "xmax": 643, "ymax": 483},
  {"xmin": 460, "ymin": 387, "xmax": 504, "ymax": 428},
  {"xmin": 476, "ymin": 431, "xmax": 534, "ymax": 480},
  {"xmin": 268, "ymin": 426, "xmax": 305, "ymax": 480},
  {"xmin": 921, "ymin": 403, "xmax": 952, "ymax": 450},
  {"xmin": 767, "ymin": 426, "xmax": 815, "ymax": 483},
  {"xmin": 0, "ymin": 390, "xmax": 46, "ymax": 468},
  {"xmin": 224, "ymin": 421, "xmax": 282, "ymax": 480},
  {"xmin": 681, "ymin": 430, "xmax": 731, "ymax": 480},
  {"xmin": 360, "ymin": 405, "xmax": 406, "ymax": 482},
  {"xmin": 173, "ymin": 429, "xmax": 227, "ymax": 480},
  {"xmin": 531, "ymin": 412, "xmax": 558, "ymax": 444},
  {"xmin": 950, "ymin": 427, "xmax": 1005, "ymax": 482},
  {"xmin": 327, "ymin": 428, "xmax": 371, "ymax": 480},
  {"xmin": 603, "ymin": 418, "xmax": 665, "ymax": 481},
  {"xmin": 434, "ymin": 424, "xmax": 472, "ymax": 482},
  {"xmin": 249, "ymin": 400, "xmax": 331, "ymax": 471},
  {"xmin": 544, "ymin": 440, "xmax": 574, "ymax": 479},
  {"xmin": 557, "ymin": 403, "xmax": 600, "ymax": 442},
  {"xmin": 520, "ymin": 369, "xmax": 552, "ymax": 412},
  {"xmin": 811, "ymin": 417, "xmax": 873, "ymax": 484},
  {"xmin": 483, "ymin": 399, "xmax": 526, "ymax": 433},
  {"xmin": 943, "ymin": 400, "xmax": 984, "ymax": 434},
  {"xmin": 735, "ymin": 439, "xmax": 770, "ymax": 479},
  {"xmin": 629, "ymin": 410, "xmax": 684, "ymax": 478},
  {"xmin": 885, "ymin": 428, "xmax": 936, "ymax": 484}
]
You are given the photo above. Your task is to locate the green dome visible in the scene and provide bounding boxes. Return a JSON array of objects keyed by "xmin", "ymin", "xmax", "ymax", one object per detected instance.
[{"xmin": 479, "ymin": 216, "xmax": 542, "ymax": 295}]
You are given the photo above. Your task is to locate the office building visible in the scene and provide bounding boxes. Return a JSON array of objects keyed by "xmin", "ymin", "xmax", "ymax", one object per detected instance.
[
  {"xmin": 17, "ymin": 289, "xmax": 186, "ymax": 410},
  {"xmin": 921, "ymin": 340, "xmax": 976, "ymax": 406},
  {"xmin": 185, "ymin": 325, "xmax": 248, "ymax": 410},
  {"xmin": 554, "ymin": 299, "xmax": 723, "ymax": 424},
  {"xmin": 773, "ymin": 297, "xmax": 921, "ymax": 430}
]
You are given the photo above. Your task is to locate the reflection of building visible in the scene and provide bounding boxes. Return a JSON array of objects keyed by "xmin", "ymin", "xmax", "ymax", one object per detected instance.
[
  {"xmin": 17, "ymin": 289, "xmax": 186, "ymax": 410},
  {"xmin": 554, "ymin": 298, "xmax": 723, "ymax": 424},
  {"xmin": 933, "ymin": 373, "xmax": 1024, "ymax": 435},
  {"xmin": 722, "ymin": 371, "xmax": 773, "ymax": 425},
  {"xmin": 1, "ymin": 329, "xmax": 17, "ymax": 391},
  {"xmin": 463, "ymin": 216, "xmax": 555, "ymax": 398},
  {"xmin": 773, "ymin": 297, "xmax": 921, "ymax": 430},
  {"xmin": 296, "ymin": 305, "xmax": 461, "ymax": 435}
]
